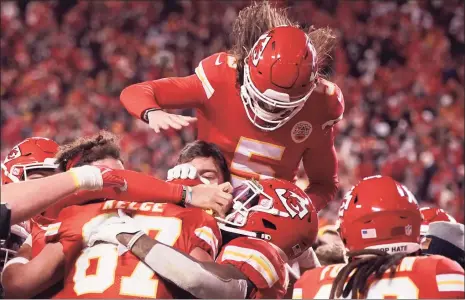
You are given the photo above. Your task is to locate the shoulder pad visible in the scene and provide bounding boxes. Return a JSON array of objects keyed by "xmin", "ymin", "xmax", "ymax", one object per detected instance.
[
  {"xmin": 315, "ymin": 79, "xmax": 345, "ymax": 130},
  {"xmin": 194, "ymin": 52, "xmax": 237, "ymax": 99},
  {"xmin": 219, "ymin": 237, "xmax": 283, "ymax": 289}
]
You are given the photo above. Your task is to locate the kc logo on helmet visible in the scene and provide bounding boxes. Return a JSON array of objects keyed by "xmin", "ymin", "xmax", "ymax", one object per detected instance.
[
  {"xmin": 275, "ymin": 188, "xmax": 309, "ymax": 219},
  {"xmin": 4, "ymin": 146, "xmax": 21, "ymax": 164},
  {"xmin": 251, "ymin": 33, "xmax": 272, "ymax": 67}
]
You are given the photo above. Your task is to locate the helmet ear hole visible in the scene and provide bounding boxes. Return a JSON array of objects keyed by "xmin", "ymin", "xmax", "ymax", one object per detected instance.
[
  {"xmin": 262, "ymin": 219, "xmax": 277, "ymax": 230},
  {"xmin": 354, "ymin": 195, "xmax": 359, "ymax": 204}
]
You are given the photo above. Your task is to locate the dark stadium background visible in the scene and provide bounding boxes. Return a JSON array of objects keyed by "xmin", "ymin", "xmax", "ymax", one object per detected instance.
[{"xmin": 1, "ymin": 0, "xmax": 463, "ymax": 223}]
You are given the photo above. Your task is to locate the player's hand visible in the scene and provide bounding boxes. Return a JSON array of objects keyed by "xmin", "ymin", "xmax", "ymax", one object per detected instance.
[
  {"xmin": 147, "ymin": 110, "xmax": 197, "ymax": 133},
  {"xmin": 167, "ymin": 163, "xmax": 197, "ymax": 181},
  {"xmin": 88, "ymin": 210, "xmax": 142, "ymax": 247},
  {"xmin": 69, "ymin": 165, "xmax": 128, "ymax": 192},
  {"xmin": 191, "ymin": 182, "xmax": 233, "ymax": 217},
  {"xmin": 97, "ymin": 166, "xmax": 128, "ymax": 191}
]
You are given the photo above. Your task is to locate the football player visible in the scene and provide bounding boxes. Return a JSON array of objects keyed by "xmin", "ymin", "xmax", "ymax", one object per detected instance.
[
  {"xmin": 167, "ymin": 140, "xmax": 231, "ymax": 184},
  {"xmin": 1, "ymin": 135, "xmax": 130, "ymax": 298},
  {"xmin": 422, "ymin": 221, "xmax": 465, "ymax": 270},
  {"xmin": 1, "ymin": 133, "xmax": 231, "ymax": 298},
  {"xmin": 292, "ymin": 176, "xmax": 465, "ymax": 299},
  {"xmin": 420, "ymin": 206, "xmax": 457, "ymax": 237},
  {"xmin": 120, "ymin": 1, "xmax": 343, "ymax": 213},
  {"xmin": 88, "ymin": 178, "xmax": 320, "ymax": 299},
  {"xmin": 0, "ymin": 137, "xmax": 59, "ymax": 296},
  {"xmin": 0, "ymin": 137, "xmax": 126, "ymax": 297},
  {"xmin": 2, "ymin": 137, "xmax": 60, "ymax": 224},
  {"xmin": 47, "ymin": 188, "xmax": 222, "ymax": 298}
]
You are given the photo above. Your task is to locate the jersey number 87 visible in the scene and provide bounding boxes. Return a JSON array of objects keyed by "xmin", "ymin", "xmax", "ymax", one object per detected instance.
[{"xmin": 73, "ymin": 215, "xmax": 181, "ymax": 298}]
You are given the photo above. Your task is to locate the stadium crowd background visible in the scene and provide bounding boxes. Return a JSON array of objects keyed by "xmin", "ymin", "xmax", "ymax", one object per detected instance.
[{"xmin": 1, "ymin": 0, "xmax": 463, "ymax": 223}]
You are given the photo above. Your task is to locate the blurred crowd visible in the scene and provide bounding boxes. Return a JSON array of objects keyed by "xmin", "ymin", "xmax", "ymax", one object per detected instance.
[{"xmin": 1, "ymin": 0, "xmax": 463, "ymax": 222}]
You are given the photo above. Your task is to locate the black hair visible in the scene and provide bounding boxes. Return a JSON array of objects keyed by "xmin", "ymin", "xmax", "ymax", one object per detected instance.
[{"xmin": 177, "ymin": 140, "xmax": 231, "ymax": 183}]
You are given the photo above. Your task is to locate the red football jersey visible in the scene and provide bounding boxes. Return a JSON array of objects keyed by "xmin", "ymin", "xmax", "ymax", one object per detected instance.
[
  {"xmin": 47, "ymin": 200, "xmax": 221, "ymax": 299},
  {"xmin": 30, "ymin": 214, "xmax": 56, "ymax": 258},
  {"xmin": 292, "ymin": 255, "xmax": 465, "ymax": 299},
  {"xmin": 29, "ymin": 214, "xmax": 65, "ymax": 298},
  {"xmin": 121, "ymin": 52, "xmax": 344, "ymax": 211},
  {"xmin": 216, "ymin": 236, "xmax": 289, "ymax": 299}
]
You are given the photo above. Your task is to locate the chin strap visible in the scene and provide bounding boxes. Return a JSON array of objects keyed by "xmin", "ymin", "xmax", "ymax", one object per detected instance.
[{"xmin": 218, "ymin": 223, "xmax": 271, "ymax": 241}]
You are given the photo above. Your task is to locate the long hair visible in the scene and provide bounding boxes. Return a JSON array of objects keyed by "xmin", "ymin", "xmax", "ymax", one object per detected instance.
[
  {"xmin": 229, "ymin": 1, "xmax": 337, "ymax": 84},
  {"xmin": 55, "ymin": 130, "xmax": 121, "ymax": 171},
  {"xmin": 330, "ymin": 249, "xmax": 410, "ymax": 299}
]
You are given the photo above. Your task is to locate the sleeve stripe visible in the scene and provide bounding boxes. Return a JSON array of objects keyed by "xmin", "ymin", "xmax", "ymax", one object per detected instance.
[
  {"xmin": 194, "ymin": 62, "xmax": 214, "ymax": 99},
  {"xmin": 44, "ymin": 222, "xmax": 62, "ymax": 237},
  {"xmin": 221, "ymin": 245, "xmax": 279, "ymax": 288},
  {"xmin": 292, "ymin": 288, "xmax": 303, "ymax": 299},
  {"xmin": 321, "ymin": 114, "xmax": 343, "ymax": 130},
  {"xmin": 436, "ymin": 274, "xmax": 465, "ymax": 292},
  {"xmin": 194, "ymin": 226, "xmax": 218, "ymax": 258}
]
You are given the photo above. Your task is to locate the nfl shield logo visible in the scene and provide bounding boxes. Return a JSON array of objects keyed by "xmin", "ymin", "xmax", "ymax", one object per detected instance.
[{"xmin": 405, "ymin": 224, "xmax": 412, "ymax": 236}]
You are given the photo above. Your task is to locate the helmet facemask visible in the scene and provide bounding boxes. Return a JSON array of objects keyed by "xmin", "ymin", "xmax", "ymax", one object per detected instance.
[
  {"xmin": 241, "ymin": 59, "xmax": 317, "ymax": 132},
  {"xmin": 240, "ymin": 34, "xmax": 317, "ymax": 131},
  {"xmin": 0, "ymin": 224, "xmax": 29, "ymax": 276},
  {"xmin": 216, "ymin": 180, "xmax": 290, "ymax": 235},
  {"xmin": 1, "ymin": 158, "xmax": 58, "ymax": 183}
]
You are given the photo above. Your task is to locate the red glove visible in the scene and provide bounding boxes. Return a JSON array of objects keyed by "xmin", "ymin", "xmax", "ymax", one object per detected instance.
[
  {"xmin": 96, "ymin": 166, "xmax": 128, "ymax": 191},
  {"xmin": 68, "ymin": 165, "xmax": 127, "ymax": 191}
]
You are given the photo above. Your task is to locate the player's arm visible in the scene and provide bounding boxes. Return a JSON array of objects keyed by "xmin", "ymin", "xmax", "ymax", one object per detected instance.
[
  {"xmin": 49, "ymin": 169, "xmax": 184, "ymax": 212},
  {"xmin": 120, "ymin": 53, "xmax": 221, "ymax": 126},
  {"xmin": 1, "ymin": 242, "xmax": 65, "ymax": 298},
  {"xmin": 302, "ymin": 81, "xmax": 344, "ymax": 212},
  {"xmin": 45, "ymin": 169, "xmax": 232, "ymax": 218},
  {"xmin": 302, "ymin": 132, "xmax": 339, "ymax": 212},
  {"xmin": 105, "ymin": 170, "xmax": 233, "ymax": 217},
  {"xmin": 120, "ymin": 75, "xmax": 207, "ymax": 121},
  {"xmin": 117, "ymin": 233, "xmax": 251, "ymax": 299},
  {"xmin": 0, "ymin": 234, "xmax": 33, "ymax": 285},
  {"xmin": 434, "ymin": 256, "xmax": 465, "ymax": 298},
  {"xmin": 2, "ymin": 165, "xmax": 127, "ymax": 224},
  {"xmin": 2, "ymin": 209, "xmax": 91, "ymax": 298},
  {"xmin": 87, "ymin": 210, "xmax": 250, "ymax": 298}
]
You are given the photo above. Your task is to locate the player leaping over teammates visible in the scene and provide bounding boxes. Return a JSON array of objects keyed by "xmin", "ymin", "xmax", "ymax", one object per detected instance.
[{"xmin": 120, "ymin": 1, "xmax": 344, "ymax": 213}]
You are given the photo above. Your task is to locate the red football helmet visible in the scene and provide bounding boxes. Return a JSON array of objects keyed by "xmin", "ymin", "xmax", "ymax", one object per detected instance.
[
  {"xmin": 420, "ymin": 207, "xmax": 456, "ymax": 236},
  {"xmin": 1, "ymin": 137, "xmax": 59, "ymax": 185},
  {"xmin": 337, "ymin": 176, "xmax": 423, "ymax": 254},
  {"xmin": 217, "ymin": 178, "xmax": 318, "ymax": 260},
  {"xmin": 241, "ymin": 26, "xmax": 318, "ymax": 131}
]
